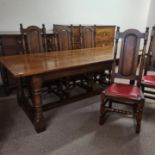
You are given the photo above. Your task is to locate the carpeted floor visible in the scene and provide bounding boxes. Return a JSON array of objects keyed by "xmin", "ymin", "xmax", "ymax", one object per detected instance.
[{"xmin": 0, "ymin": 93, "xmax": 155, "ymax": 155}]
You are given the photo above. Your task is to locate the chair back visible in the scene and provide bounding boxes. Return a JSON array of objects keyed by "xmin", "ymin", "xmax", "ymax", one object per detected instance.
[
  {"xmin": 145, "ymin": 26, "xmax": 155, "ymax": 73},
  {"xmin": 53, "ymin": 25, "xmax": 72, "ymax": 51},
  {"xmin": 80, "ymin": 26, "xmax": 95, "ymax": 48},
  {"xmin": 20, "ymin": 24, "xmax": 47, "ymax": 53},
  {"xmin": 111, "ymin": 27, "xmax": 149, "ymax": 86}
]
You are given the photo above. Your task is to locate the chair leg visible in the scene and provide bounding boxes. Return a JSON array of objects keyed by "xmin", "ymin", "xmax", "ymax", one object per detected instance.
[
  {"xmin": 141, "ymin": 85, "xmax": 144, "ymax": 92},
  {"xmin": 135, "ymin": 101, "xmax": 144, "ymax": 133},
  {"xmin": 109, "ymin": 100, "xmax": 112, "ymax": 108},
  {"xmin": 99, "ymin": 93, "xmax": 108, "ymax": 125}
]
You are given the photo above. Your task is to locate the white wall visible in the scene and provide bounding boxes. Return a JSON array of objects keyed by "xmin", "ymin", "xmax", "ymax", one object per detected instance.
[
  {"xmin": 147, "ymin": 0, "xmax": 155, "ymax": 27},
  {"xmin": 0, "ymin": 0, "xmax": 151, "ymax": 32}
]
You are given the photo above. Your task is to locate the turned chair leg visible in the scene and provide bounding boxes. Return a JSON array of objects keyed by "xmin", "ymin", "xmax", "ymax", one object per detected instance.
[
  {"xmin": 99, "ymin": 93, "xmax": 108, "ymax": 125},
  {"xmin": 109, "ymin": 100, "xmax": 112, "ymax": 108},
  {"xmin": 141, "ymin": 85, "xmax": 145, "ymax": 92},
  {"xmin": 135, "ymin": 102, "xmax": 144, "ymax": 133}
]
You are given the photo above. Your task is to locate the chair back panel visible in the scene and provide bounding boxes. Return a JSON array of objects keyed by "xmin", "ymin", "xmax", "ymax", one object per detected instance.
[
  {"xmin": 151, "ymin": 38, "xmax": 155, "ymax": 69},
  {"xmin": 20, "ymin": 24, "xmax": 47, "ymax": 53},
  {"xmin": 80, "ymin": 26, "xmax": 95, "ymax": 48},
  {"xmin": 70, "ymin": 25, "xmax": 81, "ymax": 49},
  {"xmin": 148, "ymin": 27, "xmax": 155, "ymax": 70},
  {"xmin": 112, "ymin": 27, "xmax": 148, "ymax": 83},
  {"xmin": 118, "ymin": 33, "xmax": 140, "ymax": 76},
  {"xmin": 53, "ymin": 25, "xmax": 72, "ymax": 51}
]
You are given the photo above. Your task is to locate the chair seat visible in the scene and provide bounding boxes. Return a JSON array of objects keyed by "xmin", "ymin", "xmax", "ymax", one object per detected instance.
[
  {"xmin": 105, "ymin": 83, "xmax": 143, "ymax": 100},
  {"xmin": 141, "ymin": 75, "xmax": 155, "ymax": 86}
]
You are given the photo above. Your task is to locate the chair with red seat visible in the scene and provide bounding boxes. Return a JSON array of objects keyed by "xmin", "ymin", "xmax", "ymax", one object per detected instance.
[
  {"xmin": 141, "ymin": 26, "xmax": 155, "ymax": 99},
  {"xmin": 99, "ymin": 27, "xmax": 149, "ymax": 133}
]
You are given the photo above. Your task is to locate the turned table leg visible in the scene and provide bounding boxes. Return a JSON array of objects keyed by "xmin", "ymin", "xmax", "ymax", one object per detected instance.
[
  {"xmin": 31, "ymin": 76, "xmax": 46, "ymax": 133},
  {"xmin": 16, "ymin": 77, "xmax": 25, "ymax": 106}
]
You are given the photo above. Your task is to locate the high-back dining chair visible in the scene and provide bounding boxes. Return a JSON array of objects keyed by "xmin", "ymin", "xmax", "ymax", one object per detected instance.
[
  {"xmin": 80, "ymin": 25, "xmax": 95, "ymax": 48},
  {"xmin": 99, "ymin": 27, "xmax": 149, "ymax": 133},
  {"xmin": 53, "ymin": 25, "xmax": 73, "ymax": 51},
  {"xmin": 20, "ymin": 24, "xmax": 51, "ymax": 97},
  {"xmin": 141, "ymin": 26, "xmax": 155, "ymax": 99},
  {"xmin": 20, "ymin": 24, "xmax": 47, "ymax": 53}
]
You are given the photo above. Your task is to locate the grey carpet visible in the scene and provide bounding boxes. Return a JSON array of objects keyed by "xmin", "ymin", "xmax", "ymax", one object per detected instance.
[{"xmin": 0, "ymin": 94, "xmax": 155, "ymax": 155}]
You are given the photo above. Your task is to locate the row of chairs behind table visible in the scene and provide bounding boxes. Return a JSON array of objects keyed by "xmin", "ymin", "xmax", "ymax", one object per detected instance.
[
  {"xmin": 1, "ymin": 24, "xmax": 113, "ymax": 98},
  {"xmin": 17, "ymin": 24, "xmax": 109, "ymax": 99},
  {"xmin": 100, "ymin": 26, "xmax": 155, "ymax": 133},
  {"xmin": 20, "ymin": 24, "xmax": 107, "ymax": 54}
]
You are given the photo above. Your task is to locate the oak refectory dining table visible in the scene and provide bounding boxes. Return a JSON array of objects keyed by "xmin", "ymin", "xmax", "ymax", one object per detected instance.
[{"xmin": 0, "ymin": 46, "xmax": 113, "ymax": 133}]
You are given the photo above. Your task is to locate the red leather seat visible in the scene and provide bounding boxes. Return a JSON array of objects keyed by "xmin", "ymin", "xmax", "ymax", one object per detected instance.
[
  {"xmin": 141, "ymin": 75, "xmax": 155, "ymax": 86},
  {"xmin": 105, "ymin": 83, "xmax": 143, "ymax": 100}
]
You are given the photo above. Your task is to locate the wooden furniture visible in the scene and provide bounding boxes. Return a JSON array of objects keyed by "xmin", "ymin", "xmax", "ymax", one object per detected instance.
[
  {"xmin": 141, "ymin": 26, "xmax": 155, "ymax": 99},
  {"xmin": 0, "ymin": 25, "xmax": 115, "ymax": 54},
  {"xmin": 80, "ymin": 26, "xmax": 95, "ymax": 48},
  {"xmin": 49, "ymin": 25, "xmax": 115, "ymax": 94},
  {"xmin": 70, "ymin": 25, "xmax": 81, "ymax": 49},
  {"xmin": 95, "ymin": 25, "xmax": 115, "ymax": 47},
  {"xmin": 99, "ymin": 27, "xmax": 149, "ymax": 133},
  {"xmin": 53, "ymin": 25, "xmax": 79, "ymax": 96},
  {"xmin": 53, "ymin": 25, "xmax": 73, "ymax": 51},
  {"xmin": 0, "ymin": 31, "xmax": 56, "ymax": 94},
  {"xmin": 0, "ymin": 33, "xmax": 22, "ymax": 94},
  {"xmin": 46, "ymin": 33, "xmax": 58, "ymax": 51},
  {"xmin": 94, "ymin": 25, "xmax": 115, "ymax": 85},
  {"xmin": 20, "ymin": 24, "xmax": 60, "ymax": 96},
  {"xmin": 53, "ymin": 24, "xmax": 82, "ymax": 49},
  {"xmin": 0, "ymin": 46, "xmax": 113, "ymax": 133},
  {"xmin": 20, "ymin": 24, "xmax": 47, "ymax": 53},
  {"xmin": 0, "ymin": 25, "xmax": 115, "ymax": 95},
  {"xmin": 53, "ymin": 24, "xmax": 115, "ymax": 49}
]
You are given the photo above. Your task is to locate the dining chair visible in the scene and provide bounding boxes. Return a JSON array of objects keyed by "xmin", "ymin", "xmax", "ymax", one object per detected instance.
[
  {"xmin": 141, "ymin": 26, "xmax": 155, "ymax": 99},
  {"xmin": 80, "ymin": 25, "xmax": 95, "ymax": 48},
  {"xmin": 53, "ymin": 25, "xmax": 73, "ymax": 51},
  {"xmin": 99, "ymin": 27, "xmax": 149, "ymax": 133},
  {"xmin": 19, "ymin": 24, "xmax": 53, "ymax": 98},
  {"xmin": 20, "ymin": 24, "xmax": 47, "ymax": 53}
]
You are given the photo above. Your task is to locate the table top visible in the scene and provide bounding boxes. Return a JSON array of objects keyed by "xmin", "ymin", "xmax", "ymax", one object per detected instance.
[{"xmin": 0, "ymin": 46, "xmax": 113, "ymax": 77}]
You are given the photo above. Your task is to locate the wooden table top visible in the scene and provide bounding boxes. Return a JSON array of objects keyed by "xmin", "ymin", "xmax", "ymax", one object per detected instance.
[{"xmin": 0, "ymin": 46, "xmax": 113, "ymax": 77}]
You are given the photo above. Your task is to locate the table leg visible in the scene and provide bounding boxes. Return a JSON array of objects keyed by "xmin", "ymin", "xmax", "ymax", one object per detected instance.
[
  {"xmin": 16, "ymin": 77, "xmax": 25, "ymax": 106},
  {"xmin": 31, "ymin": 76, "xmax": 46, "ymax": 133}
]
